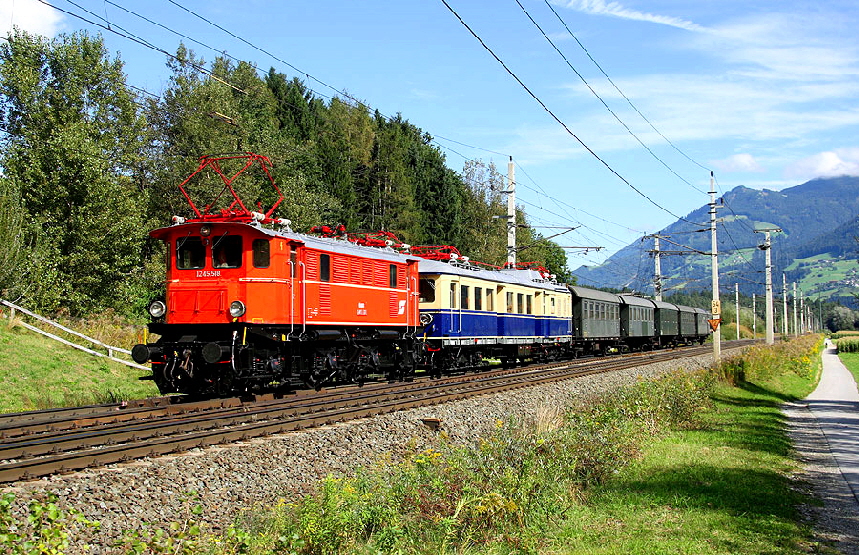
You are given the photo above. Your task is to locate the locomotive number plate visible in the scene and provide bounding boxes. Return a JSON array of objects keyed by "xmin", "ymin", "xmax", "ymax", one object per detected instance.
[{"xmin": 196, "ymin": 270, "xmax": 222, "ymax": 278}]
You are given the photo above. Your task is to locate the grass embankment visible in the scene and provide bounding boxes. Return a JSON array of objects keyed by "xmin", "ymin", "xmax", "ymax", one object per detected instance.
[
  {"xmin": 0, "ymin": 336, "xmax": 825, "ymax": 554},
  {"xmin": 836, "ymin": 350, "xmax": 859, "ymax": 389},
  {"xmin": 0, "ymin": 317, "xmax": 158, "ymax": 412}
]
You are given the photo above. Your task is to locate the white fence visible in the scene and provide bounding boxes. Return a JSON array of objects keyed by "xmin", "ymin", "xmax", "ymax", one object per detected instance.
[{"xmin": 0, "ymin": 299, "xmax": 150, "ymax": 371}]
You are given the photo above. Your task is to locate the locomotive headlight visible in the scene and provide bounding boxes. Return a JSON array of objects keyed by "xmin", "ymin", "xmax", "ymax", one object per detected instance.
[
  {"xmin": 200, "ymin": 224, "xmax": 212, "ymax": 237},
  {"xmin": 148, "ymin": 300, "xmax": 167, "ymax": 318},
  {"xmin": 229, "ymin": 300, "xmax": 246, "ymax": 318},
  {"xmin": 419, "ymin": 312, "xmax": 434, "ymax": 326}
]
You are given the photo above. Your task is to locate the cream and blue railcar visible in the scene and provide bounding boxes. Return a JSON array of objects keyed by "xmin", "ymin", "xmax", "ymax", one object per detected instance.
[{"xmin": 417, "ymin": 259, "xmax": 572, "ymax": 369}]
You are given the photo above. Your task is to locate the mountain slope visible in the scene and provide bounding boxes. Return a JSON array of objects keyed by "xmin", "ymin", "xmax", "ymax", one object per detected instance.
[{"xmin": 574, "ymin": 176, "xmax": 859, "ymax": 304}]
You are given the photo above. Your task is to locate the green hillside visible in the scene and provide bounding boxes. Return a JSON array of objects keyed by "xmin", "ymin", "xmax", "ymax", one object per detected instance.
[
  {"xmin": 0, "ymin": 322, "xmax": 158, "ymax": 413},
  {"xmin": 575, "ymin": 176, "xmax": 859, "ymax": 306}
]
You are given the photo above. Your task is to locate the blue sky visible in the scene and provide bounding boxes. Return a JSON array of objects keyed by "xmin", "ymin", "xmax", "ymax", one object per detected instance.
[{"xmin": 4, "ymin": 0, "xmax": 859, "ymax": 275}]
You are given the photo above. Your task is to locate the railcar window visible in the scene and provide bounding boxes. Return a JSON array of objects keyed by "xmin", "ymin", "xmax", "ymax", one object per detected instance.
[
  {"xmin": 389, "ymin": 264, "xmax": 397, "ymax": 289},
  {"xmin": 320, "ymin": 253, "xmax": 330, "ymax": 281},
  {"xmin": 517, "ymin": 293, "xmax": 524, "ymax": 314},
  {"xmin": 177, "ymin": 236, "xmax": 205, "ymax": 269},
  {"xmin": 460, "ymin": 285, "xmax": 469, "ymax": 310},
  {"xmin": 212, "ymin": 235, "xmax": 242, "ymax": 268},
  {"xmin": 450, "ymin": 283, "xmax": 457, "ymax": 309},
  {"xmin": 526, "ymin": 295, "xmax": 532, "ymax": 315},
  {"xmin": 419, "ymin": 278, "xmax": 436, "ymax": 303},
  {"xmin": 474, "ymin": 288, "xmax": 482, "ymax": 311},
  {"xmin": 252, "ymin": 239, "xmax": 270, "ymax": 268},
  {"xmin": 507, "ymin": 292, "xmax": 514, "ymax": 313},
  {"xmin": 485, "ymin": 288, "xmax": 493, "ymax": 311}
]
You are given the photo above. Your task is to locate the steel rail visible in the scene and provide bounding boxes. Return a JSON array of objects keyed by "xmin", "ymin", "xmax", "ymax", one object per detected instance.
[{"xmin": 0, "ymin": 341, "xmax": 753, "ymax": 483}]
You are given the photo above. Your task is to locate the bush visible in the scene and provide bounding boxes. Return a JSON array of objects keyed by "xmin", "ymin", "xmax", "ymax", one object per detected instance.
[
  {"xmin": 236, "ymin": 370, "xmax": 716, "ymax": 554},
  {"xmin": 717, "ymin": 334, "xmax": 822, "ymax": 383},
  {"xmin": 836, "ymin": 337, "xmax": 859, "ymax": 353},
  {"xmin": 0, "ymin": 492, "xmax": 99, "ymax": 554}
]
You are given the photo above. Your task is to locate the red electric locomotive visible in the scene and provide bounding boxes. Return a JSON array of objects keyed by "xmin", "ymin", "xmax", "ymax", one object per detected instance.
[{"xmin": 132, "ymin": 153, "xmax": 422, "ymax": 395}]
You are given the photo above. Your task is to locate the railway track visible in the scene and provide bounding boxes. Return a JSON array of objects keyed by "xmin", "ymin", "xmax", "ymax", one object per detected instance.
[{"xmin": 0, "ymin": 341, "xmax": 752, "ymax": 484}]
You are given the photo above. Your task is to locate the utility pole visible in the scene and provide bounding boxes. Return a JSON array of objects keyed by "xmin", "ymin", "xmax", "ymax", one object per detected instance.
[
  {"xmin": 709, "ymin": 173, "xmax": 721, "ymax": 361},
  {"xmin": 645, "ymin": 233, "xmax": 698, "ymax": 300},
  {"xmin": 506, "ymin": 157, "xmax": 516, "ymax": 267},
  {"xmin": 800, "ymin": 293, "xmax": 805, "ymax": 333},
  {"xmin": 735, "ymin": 283, "xmax": 740, "ymax": 340},
  {"xmin": 782, "ymin": 273, "xmax": 788, "ymax": 335},
  {"xmin": 755, "ymin": 228, "xmax": 780, "ymax": 345},
  {"xmin": 653, "ymin": 235, "xmax": 662, "ymax": 301},
  {"xmin": 752, "ymin": 293, "xmax": 757, "ymax": 339},
  {"xmin": 793, "ymin": 282, "xmax": 798, "ymax": 336}
]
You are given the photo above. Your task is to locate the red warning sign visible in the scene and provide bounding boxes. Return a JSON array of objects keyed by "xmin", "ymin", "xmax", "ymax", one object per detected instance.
[{"xmin": 707, "ymin": 318, "xmax": 722, "ymax": 331}]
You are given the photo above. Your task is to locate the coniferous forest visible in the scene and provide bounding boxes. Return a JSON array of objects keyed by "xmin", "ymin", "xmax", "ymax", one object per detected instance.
[{"xmin": 0, "ymin": 30, "xmax": 571, "ymax": 317}]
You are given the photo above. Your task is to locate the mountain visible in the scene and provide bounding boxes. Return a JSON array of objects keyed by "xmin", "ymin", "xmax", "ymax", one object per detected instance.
[{"xmin": 573, "ymin": 176, "xmax": 859, "ymax": 306}]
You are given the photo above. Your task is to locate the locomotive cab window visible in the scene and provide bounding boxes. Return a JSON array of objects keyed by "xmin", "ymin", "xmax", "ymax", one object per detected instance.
[
  {"xmin": 177, "ymin": 236, "xmax": 205, "ymax": 269},
  {"xmin": 213, "ymin": 235, "xmax": 242, "ymax": 269},
  {"xmin": 460, "ymin": 285, "xmax": 470, "ymax": 310},
  {"xmin": 389, "ymin": 264, "xmax": 397, "ymax": 289},
  {"xmin": 253, "ymin": 239, "xmax": 270, "ymax": 268}
]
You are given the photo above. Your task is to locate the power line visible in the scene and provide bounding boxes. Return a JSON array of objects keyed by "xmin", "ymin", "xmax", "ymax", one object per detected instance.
[
  {"xmin": 35, "ymin": 0, "xmax": 249, "ymax": 95},
  {"xmin": 514, "ymin": 0, "xmax": 707, "ymax": 196},
  {"xmin": 542, "ymin": 0, "xmax": 711, "ymax": 175},
  {"xmin": 439, "ymin": 0, "xmax": 704, "ymax": 227}
]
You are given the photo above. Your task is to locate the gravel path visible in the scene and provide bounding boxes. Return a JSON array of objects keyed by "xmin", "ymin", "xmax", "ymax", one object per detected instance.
[{"xmin": 785, "ymin": 404, "xmax": 859, "ymax": 553}]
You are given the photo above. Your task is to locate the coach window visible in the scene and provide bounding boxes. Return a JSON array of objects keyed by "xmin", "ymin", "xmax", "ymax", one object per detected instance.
[
  {"xmin": 213, "ymin": 235, "xmax": 242, "ymax": 269},
  {"xmin": 389, "ymin": 264, "xmax": 397, "ymax": 288},
  {"xmin": 419, "ymin": 278, "xmax": 436, "ymax": 303},
  {"xmin": 320, "ymin": 253, "xmax": 331, "ymax": 281},
  {"xmin": 252, "ymin": 239, "xmax": 270, "ymax": 268},
  {"xmin": 460, "ymin": 285, "xmax": 469, "ymax": 310},
  {"xmin": 486, "ymin": 288, "xmax": 494, "ymax": 311},
  {"xmin": 177, "ymin": 236, "xmax": 205, "ymax": 269},
  {"xmin": 474, "ymin": 288, "xmax": 482, "ymax": 311}
]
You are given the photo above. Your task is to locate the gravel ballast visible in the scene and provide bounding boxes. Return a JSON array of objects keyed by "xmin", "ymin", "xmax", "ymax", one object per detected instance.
[{"xmin": 5, "ymin": 350, "xmax": 735, "ymax": 551}]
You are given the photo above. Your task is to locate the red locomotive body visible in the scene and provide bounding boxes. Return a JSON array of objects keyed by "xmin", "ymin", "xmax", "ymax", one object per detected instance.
[{"xmin": 132, "ymin": 154, "xmax": 421, "ymax": 395}]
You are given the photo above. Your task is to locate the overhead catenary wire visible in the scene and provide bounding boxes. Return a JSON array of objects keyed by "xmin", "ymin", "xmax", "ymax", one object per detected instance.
[
  {"xmin": 439, "ymin": 0, "xmax": 704, "ymax": 228},
  {"xmin": 34, "ymin": 0, "xmax": 249, "ymax": 95},
  {"xmin": 514, "ymin": 0, "xmax": 707, "ymax": 196},
  {"xmin": 541, "ymin": 0, "xmax": 711, "ymax": 175}
]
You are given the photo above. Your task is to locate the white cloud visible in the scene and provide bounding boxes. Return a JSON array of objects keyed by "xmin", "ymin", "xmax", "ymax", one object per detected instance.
[
  {"xmin": 784, "ymin": 148, "xmax": 859, "ymax": 181},
  {"xmin": 559, "ymin": 0, "xmax": 705, "ymax": 32},
  {"xmin": 712, "ymin": 154, "xmax": 765, "ymax": 173},
  {"xmin": 0, "ymin": 0, "xmax": 64, "ymax": 38}
]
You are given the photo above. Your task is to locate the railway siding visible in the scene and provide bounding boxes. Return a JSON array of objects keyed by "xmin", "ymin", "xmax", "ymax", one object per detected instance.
[{"xmin": 2, "ymin": 348, "xmax": 740, "ymax": 552}]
